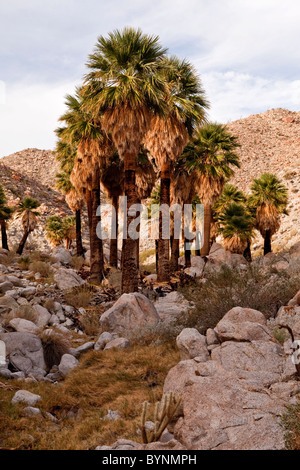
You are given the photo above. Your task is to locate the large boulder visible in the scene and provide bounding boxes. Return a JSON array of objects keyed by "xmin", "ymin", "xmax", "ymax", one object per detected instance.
[
  {"xmin": 211, "ymin": 340, "xmax": 284, "ymax": 387},
  {"xmin": 154, "ymin": 291, "xmax": 193, "ymax": 324},
  {"xmin": 0, "ymin": 332, "xmax": 46, "ymax": 376},
  {"xmin": 0, "ymin": 296, "xmax": 19, "ymax": 316},
  {"xmin": 58, "ymin": 354, "xmax": 79, "ymax": 377},
  {"xmin": 163, "ymin": 359, "xmax": 291, "ymax": 450},
  {"xmin": 176, "ymin": 328, "xmax": 209, "ymax": 362},
  {"xmin": 52, "ymin": 247, "xmax": 72, "ymax": 265},
  {"xmin": 53, "ymin": 267, "xmax": 85, "ymax": 290},
  {"xmin": 9, "ymin": 318, "xmax": 39, "ymax": 335},
  {"xmin": 276, "ymin": 305, "xmax": 300, "ymax": 329},
  {"xmin": 0, "ymin": 274, "xmax": 25, "ymax": 288},
  {"xmin": 11, "ymin": 390, "xmax": 42, "ymax": 406},
  {"xmin": 214, "ymin": 306, "xmax": 273, "ymax": 343},
  {"xmin": 32, "ymin": 305, "xmax": 51, "ymax": 328},
  {"xmin": 100, "ymin": 293, "xmax": 160, "ymax": 336}
]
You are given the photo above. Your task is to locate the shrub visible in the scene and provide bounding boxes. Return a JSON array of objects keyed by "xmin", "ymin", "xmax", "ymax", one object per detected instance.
[
  {"xmin": 44, "ymin": 298, "xmax": 56, "ymax": 312},
  {"xmin": 29, "ymin": 261, "xmax": 52, "ymax": 278},
  {"xmin": 70, "ymin": 256, "xmax": 84, "ymax": 272},
  {"xmin": 78, "ymin": 308, "xmax": 102, "ymax": 336},
  {"xmin": 40, "ymin": 330, "xmax": 70, "ymax": 371},
  {"xmin": 18, "ymin": 256, "xmax": 31, "ymax": 270},
  {"xmin": 63, "ymin": 285, "xmax": 94, "ymax": 309},
  {"xmin": 178, "ymin": 261, "xmax": 300, "ymax": 333}
]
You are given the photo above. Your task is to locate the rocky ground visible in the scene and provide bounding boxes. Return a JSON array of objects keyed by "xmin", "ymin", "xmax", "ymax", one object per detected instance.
[{"xmin": 0, "ymin": 241, "xmax": 299, "ymax": 450}]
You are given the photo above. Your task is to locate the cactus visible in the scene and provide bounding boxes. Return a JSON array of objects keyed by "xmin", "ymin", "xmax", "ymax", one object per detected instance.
[{"xmin": 140, "ymin": 392, "xmax": 182, "ymax": 444}]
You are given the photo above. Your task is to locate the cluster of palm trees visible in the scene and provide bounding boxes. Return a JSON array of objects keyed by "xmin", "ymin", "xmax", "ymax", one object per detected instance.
[
  {"xmin": 0, "ymin": 184, "xmax": 40, "ymax": 255},
  {"xmin": 54, "ymin": 27, "xmax": 289, "ymax": 293},
  {"xmin": 213, "ymin": 172, "xmax": 288, "ymax": 258}
]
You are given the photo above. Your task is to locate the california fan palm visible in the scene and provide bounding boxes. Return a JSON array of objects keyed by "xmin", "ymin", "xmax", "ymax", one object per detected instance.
[
  {"xmin": 84, "ymin": 27, "xmax": 167, "ymax": 292},
  {"xmin": 217, "ymin": 202, "xmax": 254, "ymax": 254},
  {"xmin": 183, "ymin": 123, "xmax": 240, "ymax": 256},
  {"xmin": 0, "ymin": 185, "xmax": 13, "ymax": 251},
  {"xmin": 16, "ymin": 197, "xmax": 40, "ymax": 255},
  {"xmin": 144, "ymin": 56, "xmax": 208, "ymax": 281},
  {"xmin": 248, "ymin": 173, "xmax": 288, "ymax": 255}
]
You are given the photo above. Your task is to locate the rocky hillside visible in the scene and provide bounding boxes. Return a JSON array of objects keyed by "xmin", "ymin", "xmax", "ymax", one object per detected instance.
[
  {"xmin": 228, "ymin": 108, "xmax": 300, "ymax": 251},
  {"xmin": 1, "ymin": 148, "xmax": 59, "ymax": 189},
  {"xmin": 0, "ymin": 155, "xmax": 72, "ymax": 252}
]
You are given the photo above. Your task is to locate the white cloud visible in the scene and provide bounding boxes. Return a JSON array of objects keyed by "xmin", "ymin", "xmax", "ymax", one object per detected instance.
[
  {"xmin": 0, "ymin": 80, "xmax": 78, "ymax": 157},
  {"xmin": 202, "ymin": 72, "xmax": 300, "ymax": 123},
  {"xmin": 0, "ymin": 0, "xmax": 299, "ymax": 155}
]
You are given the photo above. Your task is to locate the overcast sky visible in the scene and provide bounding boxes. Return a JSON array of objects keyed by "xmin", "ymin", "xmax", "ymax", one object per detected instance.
[{"xmin": 0, "ymin": 0, "xmax": 300, "ymax": 157}]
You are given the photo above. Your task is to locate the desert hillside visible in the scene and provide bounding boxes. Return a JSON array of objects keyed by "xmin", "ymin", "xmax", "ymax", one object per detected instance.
[{"xmin": 228, "ymin": 108, "xmax": 300, "ymax": 251}]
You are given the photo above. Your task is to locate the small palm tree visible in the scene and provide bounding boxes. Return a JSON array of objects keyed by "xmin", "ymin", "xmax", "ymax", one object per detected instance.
[
  {"xmin": 248, "ymin": 173, "xmax": 288, "ymax": 255},
  {"xmin": 183, "ymin": 123, "xmax": 240, "ymax": 256},
  {"xmin": 16, "ymin": 197, "xmax": 40, "ymax": 255},
  {"xmin": 217, "ymin": 202, "xmax": 254, "ymax": 254},
  {"xmin": 0, "ymin": 185, "xmax": 14, "ymax": 251},
  {"xmin": 45, "ymin": 216, "xmax": 66, "ymax": 247}
]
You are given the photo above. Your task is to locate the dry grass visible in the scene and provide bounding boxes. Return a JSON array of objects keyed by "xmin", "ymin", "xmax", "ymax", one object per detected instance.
[
  {"xmin": 69, "ymin": 256, "xmax": 84, "ymax": 272},
  {"xmin": 78, "ymin": 308, "xmax": 102, "ymax": 336},
  {"xmin": 63, "ymin": 285, "xmax": 94, "ymax": 309},
  {"xmin": 39, "ymin": 330, "xmax": 70, "ymax": 371},
  {"xmin": 0, "ymin": 343, "xmax": 179, "ymax": 450},
  {"xmin": 29, "ymin": 261, "xmax": 52, "ymax": 278},
  {"xmin": 0, "ymin": 305, "xmax": 38, "ymax": 328}
]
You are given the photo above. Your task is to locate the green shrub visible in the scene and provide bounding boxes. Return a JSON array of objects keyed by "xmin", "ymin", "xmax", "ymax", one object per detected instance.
[{"xmin": 178, "ymin": 262, "xmax": 300, "ymax": 333}]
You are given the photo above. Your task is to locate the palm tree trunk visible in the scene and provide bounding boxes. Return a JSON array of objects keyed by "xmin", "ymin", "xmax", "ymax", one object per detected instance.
[
  {"xmin": 110, "ymin": 195, "xmax": 119, "ymax": 268},
  {"xmin": 170, "ymin": 218, "xmax": 180, "ymax": 273},
  {"xmin": 155, "ymin": 239, "xmax": 159, "ymax": 274},
  {"xmin": 89, "ymin": 168, "xmax": 104, "ymax": 284},
  {"xmin": 75, "ymin": 209, "xmax": 84, "ymax": 257},
  {"xmin": 0, "ymin": 220, "xmax": 9, "ymax": 251},
  {"xmin": 264, "ymin": 230, "xmax": 272, "ymax": 255},
  {"xmin": 122, "ymin": 156, "xmax": 138, "ymax": 293},
  {"xmin": 243, "ymin": 239, "xmax": 252, "ymax": 262},
  {"xmin": 157, "ymin": 163, "xmax": 170, "ymax": 283},
  {"xmin": 136, "ymin": 198, "xmax": 141, "ymax": 272},
  {"xmin": 16, "ymin": 230, "xmax": 30, "ymax": 255},
  {"xmin": 201, "ymin": 203, "xmax": 212, "ymax": 257}
]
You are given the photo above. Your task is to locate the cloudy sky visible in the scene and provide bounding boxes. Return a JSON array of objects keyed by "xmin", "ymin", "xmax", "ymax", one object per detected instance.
[{"xmin": 0, "ymin": 0, "xmax": 300, "ymax": 156}]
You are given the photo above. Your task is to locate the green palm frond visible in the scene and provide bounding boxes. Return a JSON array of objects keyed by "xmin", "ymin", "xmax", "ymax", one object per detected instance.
[
  {"xmin": 248, "ymin": 173, "xmax": 289, "ymax": 213},
  {"xmin": 84, "ymin": 27, "xmax": 168, "ymax": 114}
]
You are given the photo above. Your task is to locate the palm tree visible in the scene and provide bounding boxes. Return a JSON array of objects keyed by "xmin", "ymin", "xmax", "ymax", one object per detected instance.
[
  {"xmin": 65, "ymin": 189, "xmax": 84, "ymax": 255},
  {"xmin": 45, "ymin": 216, "xmax": 66, "ymax": 247},
  {"xmin": 56, "ymin": 167, "xmax": 85, "ymax": 257},
  {"xmin": 217, "ymin": 202, "xmax": 254, "ymax": 254},
  {"xmin": 248, "ymin": 173, "xmax": 288, "ymax": 255},
  {"xmin": 84, "ymin": 27, "xmax": 167, "ymax": 293},
  {"xmin": 0, "ymin": 185, "xmax": 13, "ymax": 251},
  {"xmin": 16, "ymin": 197, "xmax": 40, "ymax": 255},
  {"xmin": 144, "ymin": 56, "xmax": 208, "ymax": 282},
  {"xmin": 183, "ymin": 123, "xmax": 240, "ymax": 256},
  {"xmin": 57, "ymin": 89, "xmax": 113, "ymax": 284}
]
